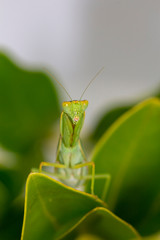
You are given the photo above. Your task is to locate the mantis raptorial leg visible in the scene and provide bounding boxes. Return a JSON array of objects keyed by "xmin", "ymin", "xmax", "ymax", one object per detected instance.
[{"xmin": 39, "ymin": 162, "xmax": 66, "ymax": 171}]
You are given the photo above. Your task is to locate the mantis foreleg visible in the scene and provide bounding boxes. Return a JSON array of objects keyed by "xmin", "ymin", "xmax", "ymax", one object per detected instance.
[{"xmin": 39, "ymin": 162, "xmax": 66, "ymax": 171}]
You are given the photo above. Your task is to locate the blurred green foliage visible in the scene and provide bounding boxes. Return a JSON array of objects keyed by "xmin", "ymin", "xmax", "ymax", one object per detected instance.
[
  {"xmin": 0, "ymin": 51, "xmax": 60, "ymax": 240},
  {"xmin": 0, "ymin": 52, "xmax": 60, "ymax": 153},
  {"xmin": 0, "ymin": 51, "xmax": 160, "ymax": 240},
  {"xmin": 88, "ymin": 99, "xmax": 160, "ymax": 236},
  {"xmin": 91, "ymin": 105, "xmax": 132, "ymax": 142}
]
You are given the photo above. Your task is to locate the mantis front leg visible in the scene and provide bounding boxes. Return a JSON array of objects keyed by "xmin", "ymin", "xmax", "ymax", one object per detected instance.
[
  {"xmin": 39, "ymin": 161, "xmax": 66, "ymax": 171},
  {"xmin": 39, "ymin": 162, "xmax": 74, "ymax": 181},
  {"xmin": 39, "ymin": 162, "xmax": 69, "ymax": 179}
]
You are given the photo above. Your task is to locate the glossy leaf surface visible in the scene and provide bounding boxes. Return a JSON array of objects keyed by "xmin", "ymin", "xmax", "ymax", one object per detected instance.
[
  {"xmin": 21, "ymin": 173, "xmax": 139, "ymax": 240},
  {"xmin": 90, "ymin": 99, "xmax": 160, "ymax": 235},
  {"xmin": 63, "ymin": 208, "xmax": 139, "ymax": 240}
]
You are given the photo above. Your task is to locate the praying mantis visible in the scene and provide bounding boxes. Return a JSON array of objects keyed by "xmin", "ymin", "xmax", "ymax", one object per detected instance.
[{"xmin": 39, "ymin": 68, "xmax": 111, "ymax": 201}]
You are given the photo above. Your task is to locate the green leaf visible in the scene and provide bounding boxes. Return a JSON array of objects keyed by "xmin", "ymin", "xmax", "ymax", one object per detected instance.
[
  {"xmin": 90, "ymin": 98, "xmax": 160, "ymax": 235},
  {"xmin": 92, "ymin": 85, "xmax": 160, "ymax": 144},
  {"xmin": 0, "ymin": 166, "xmax": 23, "ymax": 200},
  {"xmin": 0, "ymin": 201, "xmax": 24, "ymax": 240},
  {"xmin": 132, "ymin": 232, "xmax": 160, "ymax": 240},
  {"xmin": 21, "ymin": 173, "xmax": 104, "ymax": 240},
  {"xmin": 63, "ymin": 208, "xmax": 139, "ymax": 240},
  {"xmin": 0, "ymin": 181, "xmax": 9, "ymax": 220},
  {"xmin": 0, "ymin": 166, "xmax": 25, "ymax": 239},
  {"xmin": 0, "ymin": 52, "xmax": 60, "ymax": 153},
  {"xmin": 142, "ymin": 232, "xmax": 160, "ymax": 240},
  {"xmin": 92, "ymin": 105, "xmax": 132, "ymax": 142},
  {"xmin": 21, "ymin": 173, "xmax": 139, "ymax": 240},
  {"xmin": 75, "ymin": 234, "xmax": 103, "ymax": 240}
]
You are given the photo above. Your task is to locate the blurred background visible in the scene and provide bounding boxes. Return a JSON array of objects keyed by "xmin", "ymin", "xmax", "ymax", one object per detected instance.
[
  {"xmin": 1, "ymin": 1, "xmax": 160, "ymax": 239},
  {"xmin": 1, "ymin": 0, "xmax": 160, "ymax": 131}
]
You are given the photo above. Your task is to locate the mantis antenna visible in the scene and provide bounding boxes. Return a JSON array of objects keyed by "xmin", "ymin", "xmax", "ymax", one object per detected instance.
[
  {"xmin": 44, "ymin": 68, "xmax": 72, "ymax": 101},
  {"xmin": 79, "ymin": 67, "xmax": 104, "ymax": 100}
]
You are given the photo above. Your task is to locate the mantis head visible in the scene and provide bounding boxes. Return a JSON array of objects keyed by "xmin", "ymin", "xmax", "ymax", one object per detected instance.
[
  {"xmin": 62, "ymin": 100, "xmax": 88, "ymax": 124},
  {"xmin": 44, "ymin": 67, "xmax": 103, "ymax": 124}
]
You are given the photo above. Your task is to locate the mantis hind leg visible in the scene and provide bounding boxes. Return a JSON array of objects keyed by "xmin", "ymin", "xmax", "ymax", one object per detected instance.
[
  {"xmin": 78, "ymin": 173, "xmax": 111, "ymax": 201},
  {"xmin": 73, "ymin": 161, "xmax": 111, "ymax": 201}
]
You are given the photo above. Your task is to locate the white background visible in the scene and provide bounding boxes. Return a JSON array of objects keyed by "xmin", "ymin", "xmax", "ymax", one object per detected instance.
[{"xmin": 1, "ymin": 0, "xmax": 160, "ymax": 132}]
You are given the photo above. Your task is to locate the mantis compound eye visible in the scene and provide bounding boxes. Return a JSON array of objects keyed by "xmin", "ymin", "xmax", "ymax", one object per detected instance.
[{"xmin": 62, "ymin": 101, "xmax": 71, "ymax": 107}]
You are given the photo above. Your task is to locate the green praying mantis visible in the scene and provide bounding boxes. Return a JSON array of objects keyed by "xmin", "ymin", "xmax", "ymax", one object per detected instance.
[{"xmin": 39, "ymin": 68, "xmax": 110, "ymax": 201}]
